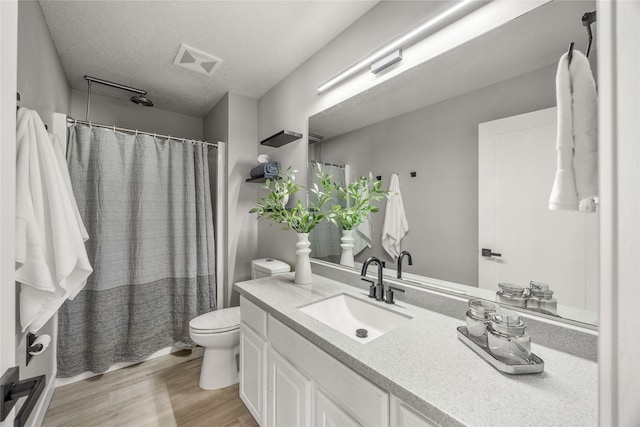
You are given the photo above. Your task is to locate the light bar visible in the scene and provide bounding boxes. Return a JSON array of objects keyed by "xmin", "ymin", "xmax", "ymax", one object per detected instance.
[{"xmin": 317, "ymin": 0, "xmax": 474, "ymax": 93}]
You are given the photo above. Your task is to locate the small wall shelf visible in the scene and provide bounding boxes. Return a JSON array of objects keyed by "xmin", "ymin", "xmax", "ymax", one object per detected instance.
[
  {"xmin": 246, "ymin": 177, "xmax": 269, "ymax": 183},
  {"xmin": 260, "ymin": 130, "xmax": 302, "ymax": 147}
]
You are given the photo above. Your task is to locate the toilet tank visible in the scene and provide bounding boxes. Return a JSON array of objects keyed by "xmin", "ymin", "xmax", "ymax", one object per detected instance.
[{"xmin": 251, "ymin": 258, "xmax": 290, "ymax": 279}]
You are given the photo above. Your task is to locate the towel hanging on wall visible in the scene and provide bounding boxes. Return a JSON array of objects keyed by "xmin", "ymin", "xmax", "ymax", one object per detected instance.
[
  {"xmin": 382, "ymin": 173, "xmax": 409, "ymax": 259},
  {"xmin": 549, "ymin": 49, "xmax": 598, "ymax": 212},
  {"xmin": 15, "ymin": 107, "xmax": 92, "ymax": 333}
]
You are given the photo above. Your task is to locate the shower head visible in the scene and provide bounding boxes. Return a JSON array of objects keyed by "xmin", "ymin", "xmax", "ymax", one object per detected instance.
[
  {"xmin": 84, "ymin": 76, "xmax": 154, "ymax": 112},
  {"xmin": 130, "ymin": 95, "xmax": 153, "ymax": 107}
]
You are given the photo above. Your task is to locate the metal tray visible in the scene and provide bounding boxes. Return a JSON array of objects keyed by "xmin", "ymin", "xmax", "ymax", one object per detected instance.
[{"xmin": 457, "ymin": 326, "xmax": 545, "ymax": 375}]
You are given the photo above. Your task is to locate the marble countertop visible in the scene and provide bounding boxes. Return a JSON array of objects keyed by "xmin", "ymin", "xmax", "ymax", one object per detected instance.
[{"xmin": 235, "ymin": 273, "xmax": 597, "ymax": 427}]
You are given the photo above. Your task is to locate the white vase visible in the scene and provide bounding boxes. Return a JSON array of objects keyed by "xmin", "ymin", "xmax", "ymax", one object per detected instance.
[
  {"xmin": 294, "ymin": 232, "xmax": 313, "ymax": 285},
  {"xmin": 340, "ymin": 229, "xmax": 355, "ymax": 268}
]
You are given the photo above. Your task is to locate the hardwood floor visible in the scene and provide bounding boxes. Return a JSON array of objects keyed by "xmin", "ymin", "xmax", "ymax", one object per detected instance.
[{"xmin": 43, "ymin": 349, "xmax": 259, "ymax": 427}]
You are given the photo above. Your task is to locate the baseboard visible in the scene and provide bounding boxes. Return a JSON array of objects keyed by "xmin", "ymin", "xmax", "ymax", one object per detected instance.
[{"xmin": 55, "ymin": 346, "xmax": 183, "ymax": 388}]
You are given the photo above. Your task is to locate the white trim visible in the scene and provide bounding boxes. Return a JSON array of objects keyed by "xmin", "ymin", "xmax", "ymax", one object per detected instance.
[
  {"xmin": 0, "ymin": 3, "xmax": 18, "ymax": 426},
  {"xmin": 598, "ymin": 0, "xmax": 640, "ymax": 424},
  {"xmin": 216, "ymin": 141, "xmax": 227, "ymax": 309}
]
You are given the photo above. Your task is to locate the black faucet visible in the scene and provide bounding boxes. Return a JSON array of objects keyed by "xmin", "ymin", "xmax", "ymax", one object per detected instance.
[
  {"xmin": 397, "ymin": 251, "xmax": 413, "ymax": 279},
  {"xmin": 361, "ymin": 256, "xmax": 385, "ymax": 302}
]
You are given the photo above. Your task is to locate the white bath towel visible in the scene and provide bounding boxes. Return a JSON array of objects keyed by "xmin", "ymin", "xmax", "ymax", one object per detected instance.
[
  {"xmin": 352, "ymin": 212, "xmax": 372, "ymax": 256},
  {"xmin": 381, "ymin": 174, "xmax": 409, "ymax": 259},
  {"xmin": 15, "ymin": 108, "xmax": 93, "ymax": 332},
  {"xmin": 549, "ymin": 50, "xmax": 598, "ymax": 212}
]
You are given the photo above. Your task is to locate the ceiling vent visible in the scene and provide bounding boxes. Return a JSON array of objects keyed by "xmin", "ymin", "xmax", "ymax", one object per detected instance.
[{"xmin": 173, "ymin": 44, "xmax": 223, "ymax": 77}]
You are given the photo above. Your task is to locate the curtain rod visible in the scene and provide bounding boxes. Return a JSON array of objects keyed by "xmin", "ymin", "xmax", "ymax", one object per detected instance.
[
  {"xmin": 309, "ymin": 159, "xmax": 345, "ymax": 168},
  {"xmin": 66, "ymin": 117, "xmax": 218, "ymax": 148}
]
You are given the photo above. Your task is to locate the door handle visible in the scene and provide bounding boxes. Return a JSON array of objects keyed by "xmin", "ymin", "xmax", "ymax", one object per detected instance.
[
  {"xmin": 481, "ymin": 248, "xmax": 502, "ymax": 257},
  {"xmin": 1, "ymin": 366, "xmax": 46, "ymax": 427}
]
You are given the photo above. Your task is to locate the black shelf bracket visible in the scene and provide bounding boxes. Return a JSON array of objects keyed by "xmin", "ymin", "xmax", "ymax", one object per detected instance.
[{"xmin": 1, "ymin": 367, "xmax": 45, "ymax": 427}]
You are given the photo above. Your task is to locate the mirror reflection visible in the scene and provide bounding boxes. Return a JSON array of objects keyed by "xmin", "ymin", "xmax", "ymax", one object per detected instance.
[{"xmin": 308, "ymin": 0, "xmax": 598, "ymax": 326}]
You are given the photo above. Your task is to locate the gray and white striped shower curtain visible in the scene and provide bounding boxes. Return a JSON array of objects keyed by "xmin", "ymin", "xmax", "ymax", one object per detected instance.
[{"xmin": 57, "ymin": 124, "xmax": 216, "ymax": 377}]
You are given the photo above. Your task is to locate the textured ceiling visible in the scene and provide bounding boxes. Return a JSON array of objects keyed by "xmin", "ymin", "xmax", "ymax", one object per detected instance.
[{"xmin": 39, "ymin": 0, "xmax": 378, "ymax": 117}]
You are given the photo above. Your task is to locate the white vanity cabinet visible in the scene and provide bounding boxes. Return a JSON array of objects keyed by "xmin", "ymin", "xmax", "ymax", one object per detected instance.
[
  {"xmin": 239, "ymin": 296, "xmax": 437, "ymax": 427},
  {"xmin": 267, "ymin": 347, "xmax": 312, "ymax": 427},
  {"xmin": 390, "ymin": 396, "xmax": 439, "ymax": 427},
  {"xmin": 315, "ymin": 388, "xmax": 362, "ymax": 427},
  {"xmin": 240, "ymin": 297, "xmax": 269, "ymax": 426}
]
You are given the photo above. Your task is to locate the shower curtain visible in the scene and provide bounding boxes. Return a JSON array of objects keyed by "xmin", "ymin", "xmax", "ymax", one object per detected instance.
[
  {"xmin": 57, "ymin": 124, "xmax": 216, "ymax": 377},
  {"xmin": 308, "ymin": 160, "xmax": 346, "ymax": 261}
]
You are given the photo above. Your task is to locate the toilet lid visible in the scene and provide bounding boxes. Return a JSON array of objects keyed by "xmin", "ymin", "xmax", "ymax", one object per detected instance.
[{"xmin": 189, "ymin": 306, "xmax": 241, "ymax": 333}]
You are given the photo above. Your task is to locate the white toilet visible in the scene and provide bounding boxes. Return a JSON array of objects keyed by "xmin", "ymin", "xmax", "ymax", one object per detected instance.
[{"xmin": 189, "ymin": 258, "xmax": 290, "ymax": 390}]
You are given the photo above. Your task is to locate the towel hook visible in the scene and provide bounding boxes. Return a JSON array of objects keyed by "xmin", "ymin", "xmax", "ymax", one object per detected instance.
[
  {"xmin": 567, "ymin": 10, "xmax": 596, "ymax": 66},
  {"xmin": 582, "ymin": 11, "xmax": 596, "ymax": 58}
]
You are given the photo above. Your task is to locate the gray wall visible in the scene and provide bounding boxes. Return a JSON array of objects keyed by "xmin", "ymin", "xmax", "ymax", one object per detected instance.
[
  {"xmin": 256, "ymin": 2, "xmax": 456, "ymax": 267},
  {"xmin": 70, "ymin": 89, "xmax": 203, "ymax": 140},
  {"xmin": 255, "ymin": 1, "xmax": 535, "ymax": 268},
  {"xmin": 227, "ymin": 93, "xmax": 258, "ymax": 306},
  {"xmin": 16, "ymin": 0, "xmax": 70, "ymax": 417},
  {"xmin": 319, "ymin": 64, "xmax": 557, "ymax": 286},
  {"xmin": 204, "ymin": 93, "xmax": 258, "ymax": 306},
  {"xmin": 17, "ymin": 1, "xmax": 69, "ymax": 121}
]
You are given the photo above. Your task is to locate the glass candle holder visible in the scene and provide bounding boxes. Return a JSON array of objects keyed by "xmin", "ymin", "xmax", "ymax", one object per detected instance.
[
  {"xmin": 527, "ymin": 281, "xmax": 558, "ymax": 315},
  {"xmin": 487, "ymin": 311, "xmax": 531, "ymax": 363},
  {"xmin": 496, "ymin": 283, "xmax": 528, "ymax": 308},
  {"xmin": 465, "ymin": 299, "xmax": 499, "ymax": 338}
]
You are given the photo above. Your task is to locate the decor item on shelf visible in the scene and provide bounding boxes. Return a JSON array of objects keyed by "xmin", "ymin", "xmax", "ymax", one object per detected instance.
[
  {"xmin": 249, "ymin": 161, "xmax": 279, "ymax": 180},
  {"xmin": 250, "ymin": 167, "xmax": 333, "ymax": 284},
  {"xmin": 326, "ymin": 173, "xmax": 388, "ymax": 267}
]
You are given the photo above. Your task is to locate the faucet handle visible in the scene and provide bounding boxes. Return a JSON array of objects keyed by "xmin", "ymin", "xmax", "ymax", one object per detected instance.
[
  {"xmin": 361, "ymin": 278, "xmax": 376, "ymax": 299},
  {"xmin": 384, "ymin": 286, "xmax": 405, "ymax": 304}
]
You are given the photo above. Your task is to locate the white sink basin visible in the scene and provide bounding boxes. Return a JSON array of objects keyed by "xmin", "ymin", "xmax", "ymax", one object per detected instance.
[{"xmin": 299, "ymin": 293, "xmax": 412, "ymax": 343}]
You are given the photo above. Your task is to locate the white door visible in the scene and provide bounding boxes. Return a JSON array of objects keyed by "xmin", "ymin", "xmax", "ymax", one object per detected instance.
[
  {"xmin": 240, "ymin": 324, "xmax": 267, "ymax": 426},
  {"xmin": 267, "ymin": 348, "xmax": 311, "ymax": 427},
  {"xmin": 390, "ymin": 396, "xmax": 438, "ymax": 427},
  {"xmin": 478, "ymin": 108, "xmax": 598, "ymax": 311},
  {"xmin": 315, "ymin": 388, "xmax": 362, "ymax": 427},
  {"xmin": 0, "ymin": 1, "xmax": 18, "ymax": 426}
]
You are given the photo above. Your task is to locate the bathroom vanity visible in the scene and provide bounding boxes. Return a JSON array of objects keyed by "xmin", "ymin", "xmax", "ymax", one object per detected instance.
[{"xmin": 234, "ymin": 272, "xmax": 597, "ymax": 427}]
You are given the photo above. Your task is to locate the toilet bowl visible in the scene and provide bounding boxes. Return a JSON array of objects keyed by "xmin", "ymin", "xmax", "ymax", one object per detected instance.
[
  {"xmin": 190, "ymin": 258, "xmax": 290, "ymax": 390},
  {"xmin": 189, "ymin": 306, "xmax": 241, "ymax": 390}
]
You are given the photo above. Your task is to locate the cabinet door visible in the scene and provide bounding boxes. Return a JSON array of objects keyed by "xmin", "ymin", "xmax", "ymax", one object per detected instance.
[
  {"xmin": 315, "ymin": 388, "xmax": 362, "ymax": 427},
  {"xmin": 390, "ymin": 396, "xmax": 439, "ymax": 427},
  {"xmin": 267, "ymin": 348, "xmax": 312, "ymax": 427},
  {"xmin": 240, "ymin": 324, "xmax": 267, "ymax": 426}
]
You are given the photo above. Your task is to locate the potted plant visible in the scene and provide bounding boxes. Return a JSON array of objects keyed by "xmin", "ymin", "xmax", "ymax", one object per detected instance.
[
  {"xmin": 326, "ymin": 174, "xmax": 388, "ymax": 267},
  {"xmin": 250, "ymin": 167, "xmax": 333, "ymax": 284}
]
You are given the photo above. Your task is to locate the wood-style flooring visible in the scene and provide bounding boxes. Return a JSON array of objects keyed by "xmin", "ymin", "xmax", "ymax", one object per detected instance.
[{"xmin": 42, "ymin": 348, "xmax": 258, "ymax": 427}]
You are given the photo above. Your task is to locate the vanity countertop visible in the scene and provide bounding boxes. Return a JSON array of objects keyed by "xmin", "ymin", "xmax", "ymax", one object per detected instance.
[{"xmin": 234, "ymin": 273, "xmax": 597, "ymax": 427}]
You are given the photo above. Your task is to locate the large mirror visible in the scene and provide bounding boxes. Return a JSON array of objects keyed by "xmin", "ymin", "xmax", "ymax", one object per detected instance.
[{"xmin": 308, "ymin": 0, "xmax": 598, "ymax": 326}]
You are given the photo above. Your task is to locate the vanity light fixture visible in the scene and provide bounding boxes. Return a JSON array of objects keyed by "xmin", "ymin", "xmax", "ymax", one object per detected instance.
[
  {"xmin": 370, "ymin": 49, "xmax": 403, "ymax": 74},
  {"xmin": 317, "ymin": 0, "xmax": 474, "ymax": 93}
]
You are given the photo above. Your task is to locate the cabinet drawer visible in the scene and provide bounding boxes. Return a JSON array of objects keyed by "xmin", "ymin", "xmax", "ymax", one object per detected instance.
[
  {"xmin": 269, "ymin": 317, "xmax": 389, "ymax": 427},
  {"xmin": 241, "ymin": 295, "xmax": 268, "ymax": 338}
]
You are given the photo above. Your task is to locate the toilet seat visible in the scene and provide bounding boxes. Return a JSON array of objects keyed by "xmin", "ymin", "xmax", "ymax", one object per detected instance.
[{"xmin": 189, "ymin": 306, "xmax": 240, "ymax": 334}]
